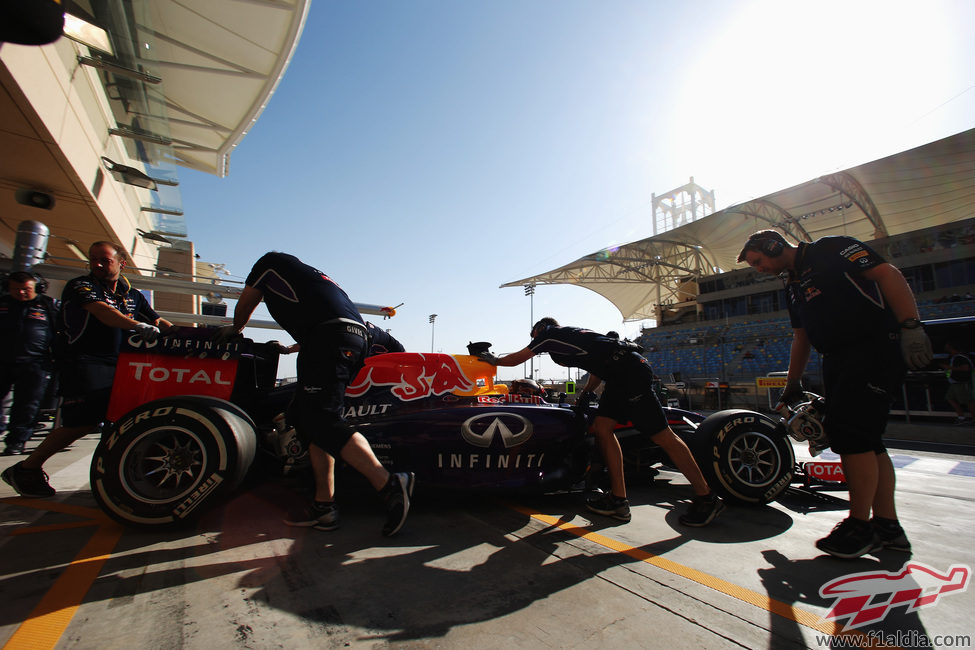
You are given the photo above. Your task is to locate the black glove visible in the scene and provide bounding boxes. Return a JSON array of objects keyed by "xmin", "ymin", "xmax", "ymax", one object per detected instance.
[
  {"xmin": 476, "ymin": 350, "xmax": 502, "ymax": 365},
  {"xmin": 574, "ymin": 390, "xmax": 597, "ymax": 415},
  {"xmin": 777, "ymin": 380, "xmax": 804, "ymax": 408},
  {"xmin": 211, "ymin": 325, "xmax": 241, "ymax": 346},
  {"xmin": 133, "ymin": 322, "xmax": 160, "ymax": 343}
]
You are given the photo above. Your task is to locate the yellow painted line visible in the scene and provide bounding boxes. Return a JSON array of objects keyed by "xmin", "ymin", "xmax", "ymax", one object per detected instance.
[
  {"xmin": 1, "ymin": 497, "xmax": 107, "ymax": 520},
  {"xmin": 10, "ymin": 520, "xmax": 101, "ymax": 535},
  {"xmin": 509, "ymin": 504, "xmax": 899, "ymax": 650},
  {"xmin": 1, "ymin": 499, "xmax": 124, "ymax": 650}
]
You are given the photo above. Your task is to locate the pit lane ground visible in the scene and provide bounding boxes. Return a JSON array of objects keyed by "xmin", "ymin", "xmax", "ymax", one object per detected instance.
[{"xmin": 1, "ymin": 422, "xmax": 974, "ymax": 650}]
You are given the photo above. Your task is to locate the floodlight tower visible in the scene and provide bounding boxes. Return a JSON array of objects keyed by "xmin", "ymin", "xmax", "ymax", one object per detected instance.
[
  {"xmin": 651, "ymin": 176, "xmax": 716, "ymax": 235},
  {"xmin": 525, "ymin": 282, "xmax": 536, "ymax": 377}
]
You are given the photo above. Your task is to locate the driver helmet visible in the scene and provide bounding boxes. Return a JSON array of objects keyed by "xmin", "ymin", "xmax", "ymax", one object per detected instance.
[{"xmin": 510, "ymin": 378, "xmax": 544, "ymax": 397}]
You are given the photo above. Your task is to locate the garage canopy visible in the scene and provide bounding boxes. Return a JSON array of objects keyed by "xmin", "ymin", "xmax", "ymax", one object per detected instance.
[
  {"xmin": 502, "ymin": 128, "xmax": 975, "ymax": 321},
  {"xmin": 142, "ymin": 0, "xmax": 310, "ymax": 177}
]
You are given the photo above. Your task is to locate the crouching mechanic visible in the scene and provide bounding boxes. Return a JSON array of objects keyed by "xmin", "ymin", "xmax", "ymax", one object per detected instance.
[
  {"xmin": 739, "ymin": 230, "xmax": 932, "ymax": 558},
  {"xmin": 2, "ymin": 241, "xmax": 171, "ymax": 497},
  {"xmin": 212, "ymin": 252, "xmax": 413, "ymax": 537},
  {"xmin": 478, "ymin": 318, "xmax": 724, "ymax": 526}
]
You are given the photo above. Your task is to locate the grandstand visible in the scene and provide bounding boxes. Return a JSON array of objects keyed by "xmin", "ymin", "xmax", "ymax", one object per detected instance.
[{"xmin": 637, "ymin": 216, "xmax": 975, "ymax": 390}]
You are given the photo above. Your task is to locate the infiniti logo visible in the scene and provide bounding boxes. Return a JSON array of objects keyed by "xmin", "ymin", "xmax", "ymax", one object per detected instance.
[
  {"xmin": 126, "ymin": 334, "xmax": 158, "ymax": 349},
  {"xmin": 461, "ymin": 412, "xmax": 533, "ymax": 448}
]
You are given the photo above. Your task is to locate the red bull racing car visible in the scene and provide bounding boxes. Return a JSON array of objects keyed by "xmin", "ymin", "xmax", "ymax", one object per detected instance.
[{"xmin": 89, "ymin": 328, "xmax": 834, "ymax": 528}]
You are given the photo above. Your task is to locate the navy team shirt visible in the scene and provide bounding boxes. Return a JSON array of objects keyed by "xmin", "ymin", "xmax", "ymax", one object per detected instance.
[
  {"xmin": 528, "ymin": 326, "xmax": 630, "ymax": 379},
  {"xmin": 245, "ymin": 252, "xmax": 363, "ymax": 343},
  {"xmin": 786, "ymin": 236, "xmax": 898, "ymax": 353},
  {"xmin": 60, "ymin": 274, "xmax": 159, "ymax": 361}
]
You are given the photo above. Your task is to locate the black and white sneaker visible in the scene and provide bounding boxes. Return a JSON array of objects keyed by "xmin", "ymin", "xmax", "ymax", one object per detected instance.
[
  {"xmin": 679, "ymin": 492, "xmax": 725, "ymax": 527},
  {"xmin": 1, "ymin": 461, "xmax": 55, "ymax": 498},
  {"xmin": 585, "ymin": 492, "xmax": 632, "ymax": 522},
  {"xmin": 816, "ymin": 517, "xmax": 880, "ymax": 559},
  {"xmin": 872, "ymin": 517, "xmax": 911, "ymax": 552},
  {"xmin": 381, "ymin": 472, "xmax": 415, "ymax": 537},
  {"xmin": 284, "ymin": 501, "xmax": 340, "ymax": 531}
]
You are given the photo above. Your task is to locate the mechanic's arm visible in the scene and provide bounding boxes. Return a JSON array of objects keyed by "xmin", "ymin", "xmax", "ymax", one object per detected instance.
[
  {"xmin": 489, "ymin": 347, "xmax": 535, "ymax": 367},
  {"xmin": 863, "ymin": 262, "xmax": 932, "ymax": 369},
  {"xmin": 155, "ymin": 317, "xmax": 174, "ymax": 332},
  {"xmin": 581, "ymin": 373, "xmax": 602, "ymax": 393},
  {"xmin": 862, "ymin": 263, "xmax": 920, "ymax": 323},
  {"xmin": 777, "ymin": 327, "xmax": 812, "ymax": 405},
  {"xmin": 226, "ymin": 286, "xmax": 264, "ymax": 335},
  {"xmin": 83, "ymin": 301, "xmax": 155, "ymax": 330},
  {"xmin": 786, "ymin": 327, "xmax": 811, "ymax": 384}
]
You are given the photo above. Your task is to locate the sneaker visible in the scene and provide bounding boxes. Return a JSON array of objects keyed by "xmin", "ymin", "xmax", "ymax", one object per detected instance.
[
  {"xmin": 1, "ymin": 461, "xmax": 55, "ymax": 498},
  {"xmin": 679, "ymin": 492, "xmax": 725, "ymax": 527},
  {"xmin": 381, "ymin": 472, "xmax": 415, "ymax": 537},
  {"xmin": 1, "ymin": 443, "xmax": 25, "ymax": 456},
  {"xmin": 816, "ymin": 517, "xmax": 880, "ymax": 559},
  {"xmin": 586, "ymin": 492, "xmax": 632, "ymax": 522},
  {"xmin": 953, "ymin": 417, "xmax": 972, "ymax": 426},
  {"xmin": 283, "ymin": 501, "xmax": 340, "ymax": 531},
  {"xmin": 872, "ymin": 517, "xmax": 911, "ymax": 552}
]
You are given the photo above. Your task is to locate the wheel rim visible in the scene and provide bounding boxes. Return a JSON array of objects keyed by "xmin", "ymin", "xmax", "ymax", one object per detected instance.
[
  {"xmin": 724, "ymin": 430, "xmax": 784, "ymax": 488},
  {"xmin": 119, "ymin": 426, "xmax": 208, "ymax": 504}
]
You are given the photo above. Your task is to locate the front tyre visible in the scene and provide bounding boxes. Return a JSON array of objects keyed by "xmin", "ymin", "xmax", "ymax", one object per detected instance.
[
  {"xmin": 692, "ymin": 409, "xmax": 795, "ymax": 504},
  {"xmin": 91, "ymin": 397, "xmax": 257, "ymax": 527}
]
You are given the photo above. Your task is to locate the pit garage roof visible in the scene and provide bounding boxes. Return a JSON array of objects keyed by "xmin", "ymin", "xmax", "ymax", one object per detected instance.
[
  {"xmin": 146, "ymin": 0, "xmax": 310, "ymax": 177},
  {"xmin": 503, "ymin": 128, "xmax": 975, "ymax": 321}
]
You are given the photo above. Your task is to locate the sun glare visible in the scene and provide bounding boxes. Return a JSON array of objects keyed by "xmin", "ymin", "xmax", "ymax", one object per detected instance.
[{"xmin": 670, "ymin": 0, "xmax": 958, "ymax": 205}]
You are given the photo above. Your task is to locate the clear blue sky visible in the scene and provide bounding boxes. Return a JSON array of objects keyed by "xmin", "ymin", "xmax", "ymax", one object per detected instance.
[{"xmin": 177, "ymin": 0, "xmax": 975, "ymax": 381}]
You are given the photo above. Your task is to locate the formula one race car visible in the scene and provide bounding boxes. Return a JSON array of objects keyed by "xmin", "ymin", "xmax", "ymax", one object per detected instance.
[{"xmin": 89, "ymin": 327, "xmax": 824, "ymax": 528}]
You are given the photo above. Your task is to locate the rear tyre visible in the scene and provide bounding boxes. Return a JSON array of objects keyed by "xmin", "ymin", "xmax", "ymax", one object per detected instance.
[
  {"xmin": 691, "ymin": 409, "xmax": 795, "ymax": 504},
  {"xmin": 91, "ymin": 396, "xmax": 257, "ymax": 527}
]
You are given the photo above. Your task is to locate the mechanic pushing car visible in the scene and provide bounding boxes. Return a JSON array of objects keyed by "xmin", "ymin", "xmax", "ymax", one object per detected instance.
[
  {"xmin": 738, "ymin": 230, "xmax": 932, "ymax": 558},
  {"xmin": 3, "ymin": 241, "xmax": 172, "ymax": 497},
  {"xmin": 476, "ymin": 317, "xmax": 724, "ymax": 526},
  {"xmin": 212, "ymin": 252, "xmax": 413, "ymax": 537}
]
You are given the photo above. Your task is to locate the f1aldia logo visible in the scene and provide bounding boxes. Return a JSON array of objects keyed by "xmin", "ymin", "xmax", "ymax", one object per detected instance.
[
  {"xmin": 461, "ymin": 412, "xmax": 532, "ymax": 448},
  {"xmin": 819, "ymin": 561, "xmax": 970, "ymax": 630}
]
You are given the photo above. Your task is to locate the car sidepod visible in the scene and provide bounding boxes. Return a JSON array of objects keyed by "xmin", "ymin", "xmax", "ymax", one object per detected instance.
[
  {"xmin": 352, "ymin": 401, "xmax": 591, "ymax": 492},
  {"xmin": 90, "ymin": 396, "xmax": 258, "ymax": 527}
]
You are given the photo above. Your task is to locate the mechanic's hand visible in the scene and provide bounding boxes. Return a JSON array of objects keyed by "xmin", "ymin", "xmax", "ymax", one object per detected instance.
[
  {"xmin": 267, "ymin": 340, "xmax": 296, "ymax": 354},
  {"xmin": 133, "ymin": 322, "xmax": 160, "ymax": 343},
  {"xmin": 476, "ymin": 350, "xmax": 502, "ymax": 365},
  {"xmin": 777, "ymin": 380, "xmax": 804, "ymax": 408},
  {"xmin": 901, "ymin": 327, "xmax": 933, "ymax": 370},
  {"xmin": 211, "ymin": 325, "xmax": 241, "ymax": 346},
  {"xmin": 573, "ymin": 390, "xmax": 597, "ymax": 415}
]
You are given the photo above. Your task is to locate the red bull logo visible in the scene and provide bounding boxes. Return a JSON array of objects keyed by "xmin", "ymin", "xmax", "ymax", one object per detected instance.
[
  {"xmin": 819, "ymin": 561, "xmax": 970, "ymax": 629},
  {"xmin": 347, "ymin": 352, "xmax": 485, "ymax": 401}
]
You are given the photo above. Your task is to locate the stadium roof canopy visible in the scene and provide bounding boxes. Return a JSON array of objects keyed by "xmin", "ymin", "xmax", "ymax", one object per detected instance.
[
  {"xmin": 502, "ymin": 128, "xmax": 975, "ymax": 321},
  {"xmin": 144, "ymin": 0, "xmax": 309, "ymax": 177}
]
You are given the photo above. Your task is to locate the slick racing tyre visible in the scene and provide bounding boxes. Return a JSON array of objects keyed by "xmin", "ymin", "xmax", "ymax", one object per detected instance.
[
  {"xmin": 692, "ymin": 409, "xmax": 795, "ymax": 504},
  {"xmin": 91, "ymin": 396, "xmax": 257, "ymax": 527}
]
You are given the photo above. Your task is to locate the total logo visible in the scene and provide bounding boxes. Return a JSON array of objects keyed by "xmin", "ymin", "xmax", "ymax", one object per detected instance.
[{"xmin": 127, "ymin": 361, "xmax": 231, "ymax": 385}]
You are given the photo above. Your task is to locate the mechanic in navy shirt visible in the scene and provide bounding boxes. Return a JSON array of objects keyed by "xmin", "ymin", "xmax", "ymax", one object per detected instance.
[
  {"xmin": 2, "ymin": 242, "xmax": 171, "ymax": 498},
  {"xmin": 479, "ymin": 317, "xmax": 724, "ymax": 527},
  {"xmin": 0, "ymin": 272, "xmax": 58, "ymax": 456},
  {"xmin": 213, "ymin": 252, "xmax": 413, "ymax": 537},
  {"xmin": 738, "ymin": 230, "xmax": 932, "ymax": 559}
]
